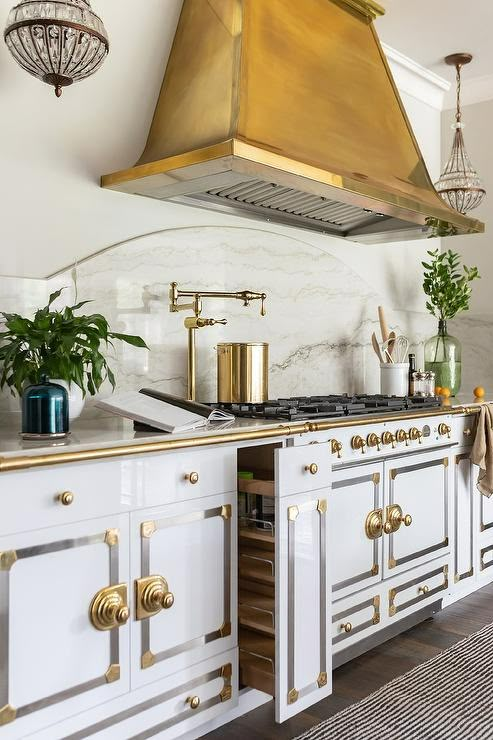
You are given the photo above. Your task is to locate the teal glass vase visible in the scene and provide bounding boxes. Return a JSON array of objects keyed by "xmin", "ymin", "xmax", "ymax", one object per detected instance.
[{"xmin": 424, "ymin": 320, "xmax": 461, "ymax": 396}]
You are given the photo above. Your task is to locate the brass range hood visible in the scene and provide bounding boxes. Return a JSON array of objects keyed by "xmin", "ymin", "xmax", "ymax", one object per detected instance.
[{"xmin": 102, "ymin": 0, "xmax": 484, "ymax": 243}]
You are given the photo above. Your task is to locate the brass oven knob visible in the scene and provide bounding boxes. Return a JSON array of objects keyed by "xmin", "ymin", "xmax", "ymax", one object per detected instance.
[
  {"xmin": 185, "ymin": 472, "xmax": 199, "ymax": 484},
  {"xmin": 438, "ymin": 423, "xmax": 451, "ymax": 439},
  {"xmin": 90, "ymin": 584, "xmax": 129, "ymax": 631},
  {"xmin": 340, "ymin": 622, "xmax": 352, "ymax": 633},
  {"xmin": 396, "ymin": 429, "xmax": 409, "ymax": 446},
  {"xmin": 58, "ymin": 491, "xmax": 74, "ymax": 506},
  {"xmin": 186, "ymin": 696, "xmax": 201, "ymax": 710},
  {"xmin": 366, "ymin": 433, "xmax": 381, "ymax": 451},
  {"xmin": 331, "ymin": 439, "xmax": 343, "ymax": 458},
  {"xmin": 351, "ymin": 435, "xmax": 366, "ymax": 454},
  {"xmin": 304, "ymin": 463, "xmax": 319, "ymax": 475},
  {"xmin": 137, "ymin": 575, "xmax": 175, "ymax": 618},
  {"xmin": 409, "ymin": 427, "xmax": 423, "ymax": 444},
  {"xmin": 418, "ymin": 585, "xmax": 429, "ymax": 595},
  {"xmin": 382, "ymin": 431, "xmax": 396, "ymax": 448}
]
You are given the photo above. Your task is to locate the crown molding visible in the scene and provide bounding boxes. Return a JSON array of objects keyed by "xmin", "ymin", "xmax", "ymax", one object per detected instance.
[
  {"xmin": 444, "ymin": 73, "xmax": 493, "ymax": 110},
  {"xmin": 382, "ymin": 43, "xmax": 450, "ymax": 110}
]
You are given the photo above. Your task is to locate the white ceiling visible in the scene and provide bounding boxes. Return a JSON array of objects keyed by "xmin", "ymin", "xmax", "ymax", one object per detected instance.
[{"xmin": 376, "ymin": 0, "xmax": 493, "ymax": 85}]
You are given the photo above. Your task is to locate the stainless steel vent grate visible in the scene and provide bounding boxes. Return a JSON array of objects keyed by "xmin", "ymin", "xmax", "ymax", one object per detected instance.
[{"xmin": 206, "ymin": 180, "xmax": 377, "ymax": 229}]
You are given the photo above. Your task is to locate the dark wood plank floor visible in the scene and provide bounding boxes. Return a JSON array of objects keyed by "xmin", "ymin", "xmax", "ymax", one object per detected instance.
[{"xmin": 205, "ymin": 583, "xmax": 493, "ymax": 739}]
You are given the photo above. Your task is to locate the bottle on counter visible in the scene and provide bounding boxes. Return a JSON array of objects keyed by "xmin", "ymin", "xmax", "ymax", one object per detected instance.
[{"xmin": 408, "ymin": 353, "xmax": 416, "ymax": 396}]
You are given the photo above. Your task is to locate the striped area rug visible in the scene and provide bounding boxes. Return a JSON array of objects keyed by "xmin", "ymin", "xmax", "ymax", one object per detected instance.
[{"xmin": 295, "ymin": 622, "xmax": 493, "ymax": 740}]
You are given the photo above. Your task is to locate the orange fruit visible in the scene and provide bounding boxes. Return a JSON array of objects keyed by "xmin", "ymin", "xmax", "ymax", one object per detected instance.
[
  {"xmin": 440, "ymin": 387, "xmax": 451, "ymax": 398},
  {"xmin": 474, "ymin": 386, "xmax": 485, "ymax": 398},
  {"xmin": 435, "ymin": 386, "xmax": 442, "ymax": 396}
]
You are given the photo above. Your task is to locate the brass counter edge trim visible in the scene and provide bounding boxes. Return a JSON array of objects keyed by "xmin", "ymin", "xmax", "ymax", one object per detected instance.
[{"xmin": 0, "ymin": 406, "xmax": 480, "ymax": 473}]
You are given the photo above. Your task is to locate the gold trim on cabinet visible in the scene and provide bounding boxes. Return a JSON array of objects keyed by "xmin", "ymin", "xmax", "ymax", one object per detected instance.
[
  {"xmin": 388, "ymin": 588, "xmax": 397, "ymax": 617},
  {"xmin": 220, "ymin": 685, "xmax": 233, "ymax": 702},
  {"xmin": 0, "ymin": 406, "xmax": 477, "ymax": 473},
  {"xmin": 105, "ymin": 528, "xmax": 119, "ymax": 547},
  {"xmin": 372, "ymin": 595, "xmax": 381, "ymax": 624},
  {"xmin": 0, "ymin": 704, "xmax": 16, "ymax": 727},
  {"xmin": 288, "ymin": 505, "xmax": 300, "ymax": 521},
  {"xmin": 219, "ymin": 621, "xmax": 232, "ymax": 638},
  {"xmin": 388, "ymin": 557, "xmax": 397, "ymax": 569},
  {"xmin": 454, "ymin": 567, "xmax": 474, "ymax": 583},
  {"xmin": 288, "ymin": 688, "xmax": 299, "ymax": 704},
  {"xmin": 372, "ymin": 472, "xmax": 381, "ymax": 485},
  {"xmin": 390, "ymin": 469, "xmax": 398, "ymax": 480},
  {"xmin": 221, "ymin": 663, "xmax": 232, "ymax": 679},
  {"xmin": 105, "ymin": 664, "xmax": 120, "ymax": 684},
  {"xmin": 89, "ymin": 584, "xmax": 129, "ymax": 631},
  {"xmin": 0, "ymin": 550, "xmax": 17, "ymax": 571},
  {"xmin": 332, "ymin": 0, "xmax": 385, "ymax": 22},
  {"xmin": 371, "ymin": 563, "xmax": 379, "ymax": 576},
  {"xmin": 141, "ymin": 650, "xmax": 156, "ymax": 670},
  {"xmin": 443, "ymin": 457, "xmax": 449, "ymax": 467},
  {"xmin": 141, "ymin": 521, "xmax": 157, "ymax": 539},
  {"xmin": 317, "ymin": 498, "xmax": 328, "ymax": 514},
  {"xmin": 317, "ymin": 671, "xmax": 328, "ymax": 688},
  {"xmin": 221, "ymin": 504, "xmax": 232, "ymax": 520}
]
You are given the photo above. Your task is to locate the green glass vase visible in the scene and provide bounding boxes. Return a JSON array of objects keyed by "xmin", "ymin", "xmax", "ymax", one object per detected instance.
[{"xmin": 424, "ymin": 320, "xmax": 461, "ymax": 396}]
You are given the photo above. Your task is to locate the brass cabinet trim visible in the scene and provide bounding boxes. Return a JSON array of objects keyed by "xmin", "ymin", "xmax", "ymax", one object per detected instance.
[
  {"xmin": 317, "ymin": 498, "xmax": 328, "ymax": 514},
  {"xmin": 332, "ymin": 0, "xmax": 385, "ymax": 22},
  {"xmin": 141, "ymin": 521, "xmax": 157, "ymax": 539},
  {"xmin": 0, "ymin": 406, "xmax": 476, "ymax": 474},
  {"xmin": 372, "ymin": 595, "xmax": 381, "ymax": 625},
  {"xmin": 288, "ymin": 688, "xmax": 299, "ymax": 704},
  {"xmin": 0, "ymin": 530, "xmax": 121, "ymax": 722},
  {"xmin": 104, "ymin": 528, "xmax": 119, "ymax": 547},
  {"xmin": 0, "ymin": 550, "xmax": 17, "ymax": 571},
  {"xmin": 480, "ymin": 544, "xmax": 493, "ymax": 571},
  {"xmin": 372, "ymin": 472, "xmax": 381, "ymax": 485},
  {"xmin": 139, "ymin": 504, "xmax": 233, "ymax": 668},
  {"xmin": 220, "ymin": 685, "xmax": 233, "ymax": 702},
  {"xmin": 288, "ymin": 505, "xmax": 300, "ymax": 521},
  {"xmin": 0, "ymin": 704, "xmax": 16, "ymax": 726},
  {"xmin": 105, "ymin": 664, "xmax": 120, "ymax": 684},
  {"xmin": 333, "ymin": 596, "xmax": 380, "ymax": 644},
  {"xmin": 454, "ymin": 568, "xmax": 474, "ymax": 583},
  {"xmin": 317, "ymin": 671, "xmax": 328, "ymax": 688}
]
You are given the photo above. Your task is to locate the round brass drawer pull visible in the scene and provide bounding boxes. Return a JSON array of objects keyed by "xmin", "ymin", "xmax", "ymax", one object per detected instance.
[
  {"xmin": 304, "ymin": 463, "xmax": 319, "ymax": 475},
  {"xmin": 186, "ymin": 696, "xmax": 201, "ymax": 710},
  {"xmin": 418, "ymin": 585, "xmax": 430, "ymax": 595},
  {"xmin": 340, "ymin": 622, "xmax": 352, "ymax": 634},
  {"xmin": 185, "ymin": 472, "xmax": 199, "ymax": 484},
  {"xmin": 58, "ymin": 491, "xmax": 74, "ymax": 506}
]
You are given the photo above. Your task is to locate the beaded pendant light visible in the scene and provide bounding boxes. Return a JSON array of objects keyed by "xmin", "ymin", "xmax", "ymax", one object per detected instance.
[
  {"xmin": 4, "ymin": 0, "xmax": 109, "ymax": 97},
  {"xmin": 434, "ymin": 53, "xmax": 485, "ymax": 214}
]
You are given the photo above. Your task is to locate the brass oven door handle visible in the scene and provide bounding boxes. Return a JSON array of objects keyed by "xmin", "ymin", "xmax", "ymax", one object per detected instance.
[
  {"xmin": 135, "ymin": 575, "xmax": 175, "ymax": 620},
  {"xmin": 90, "ymin": 584, "xmax": 129, "ymax": 631}
]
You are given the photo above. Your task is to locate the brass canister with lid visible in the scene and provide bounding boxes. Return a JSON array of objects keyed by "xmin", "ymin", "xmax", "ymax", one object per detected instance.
[{"xmin": 217, "ymin": 342, "xmax": 269, "ymax": 403}]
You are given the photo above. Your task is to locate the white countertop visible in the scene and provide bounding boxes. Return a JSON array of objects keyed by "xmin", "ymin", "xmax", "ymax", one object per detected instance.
[{"xmin": 0, "ymin": 395, "xmax": 486, "ymax": 463}]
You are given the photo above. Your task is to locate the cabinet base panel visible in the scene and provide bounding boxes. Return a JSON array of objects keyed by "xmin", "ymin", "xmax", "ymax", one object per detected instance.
[{"xmin": 333, "ymin": 600, "xmax": 442, "ymax": 669}]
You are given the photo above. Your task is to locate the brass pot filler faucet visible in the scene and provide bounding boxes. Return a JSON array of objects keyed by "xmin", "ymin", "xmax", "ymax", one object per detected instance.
[{"xmin": 169, "ymin": 282, "xmax": 267, "ymax": 400}]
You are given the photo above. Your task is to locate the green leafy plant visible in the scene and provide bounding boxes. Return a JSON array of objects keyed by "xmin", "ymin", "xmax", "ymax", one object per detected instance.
[
  {"xmin": 422, "ymin": 248, "xmax": 480, "ymax": 322},
  {"xmin": 0, "ymin": 288, "xmax": 148, "ymax": 397}
]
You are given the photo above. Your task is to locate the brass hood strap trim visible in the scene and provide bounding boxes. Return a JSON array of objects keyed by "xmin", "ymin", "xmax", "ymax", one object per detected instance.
[{"xmin": 0, "ymin": 406, "xmax": 480, "ymax": 473}]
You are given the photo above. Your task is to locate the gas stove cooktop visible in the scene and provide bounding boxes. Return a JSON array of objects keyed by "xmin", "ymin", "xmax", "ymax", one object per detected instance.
[{"xmin": 210, "ymin": 394, "xmax": 441, "ymax": 422}]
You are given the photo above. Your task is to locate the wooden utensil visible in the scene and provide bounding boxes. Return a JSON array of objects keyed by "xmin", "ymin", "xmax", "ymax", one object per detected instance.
[
  {"xmin": 378, "ymin": 306, "xmax": 389, "ymax": 344},
  {"xmin": 371, "ymin": 332, "xmax": 384, "ymax": 363},
  {"xmin": 387, "ymin": 330, "xmax": 396, "ymax": 358}
]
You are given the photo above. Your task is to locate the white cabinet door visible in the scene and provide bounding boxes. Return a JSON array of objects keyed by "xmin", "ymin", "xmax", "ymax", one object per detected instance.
[
  {"xmin": 331, "ymin": 463, "xmax": 384, "ymax": 600},
  {"xmin": 131, "ymin": 492, "xmax": 236, "ymax": 688},
  {"xmin": 453, "ymin": 452, "xmax": 475, "ymax": 585},
  {"xmin": 0, "ymin": 516, "xmax": 129, "ymax": 737},
  {"xmin": 383, "ymin": 451, "xmax": 450, "ymax": 578},
  {"xmin": 275, "ymin": 448, "xmax": 331, "ymax": 723}
]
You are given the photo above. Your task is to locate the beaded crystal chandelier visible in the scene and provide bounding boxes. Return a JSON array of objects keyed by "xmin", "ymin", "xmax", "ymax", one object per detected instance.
[
  {"xmin": 434, "ymin": 53, "xmax": 485, "ymax": 214},
  {"xmin": 4, "ymin": 0, "xmax": 109, "ymax": 97}
]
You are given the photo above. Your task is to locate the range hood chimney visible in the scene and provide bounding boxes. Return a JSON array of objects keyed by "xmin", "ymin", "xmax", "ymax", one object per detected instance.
[{"xmin": 102, "ymin": 0, "xmax": 484, "ymax": 242}]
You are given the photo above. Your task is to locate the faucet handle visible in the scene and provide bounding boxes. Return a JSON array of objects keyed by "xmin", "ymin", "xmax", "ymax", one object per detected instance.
[
  {"xmin": 210, "ymin": 318, "xmax": 227, "ymax": 326},
  {"xmin": 260, "ymin": 294, "xmax": 266, "ymax": 317}
]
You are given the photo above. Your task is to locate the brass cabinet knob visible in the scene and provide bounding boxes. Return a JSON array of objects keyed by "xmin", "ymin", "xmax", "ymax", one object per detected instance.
[
  {"xmin": 340, "ymin": 622, "xmax": 352, "ymax": 634},
  {"xmin": 58, "ymin": 491, "xmax": 74, "ymax": 506},
  {"xmin": 396, "ymin": 429, "xmax": 409, "ymax": 446},
  {"xmin": 90, "ymin": 584, "xmax": 129, "ymax": 631},
  {"xmin": 331, "ymin": 439, "xmax": 343, "ymax": 458},
  {"xmin": 382, "ymin": 431, "xmax": 396, "ymax": 448},
  {"xmin": 409, "ymin": 427, "xmax": 423, "ymax": 444},
  {"xmin": 351, "ymin": 435, "xmax": 366, "ymax": 454},
  {"xmin": 463, "ymin": 428, "xmax": 472, "ymax": 437},
  {"xmin": 186, "ymin": 696, "xmax": 201, "ymax": 710},
  {"xmin": 136, "ymin": 575, "xmax": 174, "ymax": 619},
  {"xmin": 366, "ymin": 433, "xmax": 381, "ymax": 451},
  {"xmin": 304, "ymin": 463, "xmax": 319, "ymax": 475},
  {"xmin": 384, "ymin": 505, "xmax": 412, "ymax": 534},
  {"xmin": 185, "ymin": 471, "xmax": 199, "ymax": 484},
  {"xmin": 438, "ymin": 423, "xmax": 451, "ymax": 439},
  {"xmin": 418, "ymin": 585, "xmax": 429, "ymax": 595}
]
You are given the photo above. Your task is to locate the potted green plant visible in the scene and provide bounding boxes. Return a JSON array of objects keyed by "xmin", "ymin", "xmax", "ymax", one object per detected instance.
[
  {"xmin": 0, "ymin": 288, "xmax": 148, "ymax": 418},
  {"xmin": 422, "ymin": 249, "xmax": 480, "ymax": 395}
]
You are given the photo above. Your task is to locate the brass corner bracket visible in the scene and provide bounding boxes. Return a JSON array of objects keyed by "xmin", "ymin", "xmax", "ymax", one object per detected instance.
[
  {"xmin": 317, "ymin": 499, "xmax": 328, "ymax": 514},
  {"xmin": 219, "ymin": 621, "xmax": 232, "ymax": 638},
  {"xmin": 141, "ymin": 521, "xmax": 157, "ymax": 539},
  {"xmin": 288, "ymin": 688, "xmax": 299, "ymax": 704},
  {"xmin": 141, "ymin": 650, "xmax": 155, "ymax": 670},
  {"xmin": 105, "ymin": 664, "xmax": 120, "ymax": 683},
  {"xmin": 105, "ymin": 528, "xmax": 119, "ymax": 547},
  {"xmin": 0, "ymin": 704, "xmax": 16, "ymax": 726},
  {"xmin": 317, "ymin": 671, "xmax": 328, "ymax": 688},
  {"xmin": 288, "ymin": 505, "xmax": 299, "ymax": 521},
  {"xmin": 0, "ymin": 550, "xmax": 17, "ymax": 571},
  {"xmin": 221, "ymin": 504, "xmax": 232, "ymax": 520}
]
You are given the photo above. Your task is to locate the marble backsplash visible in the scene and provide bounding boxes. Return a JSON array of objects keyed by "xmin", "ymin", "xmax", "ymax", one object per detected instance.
[{"xmin": 0, "ymin": 226, "xmax": 486, "ymax": 418}]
